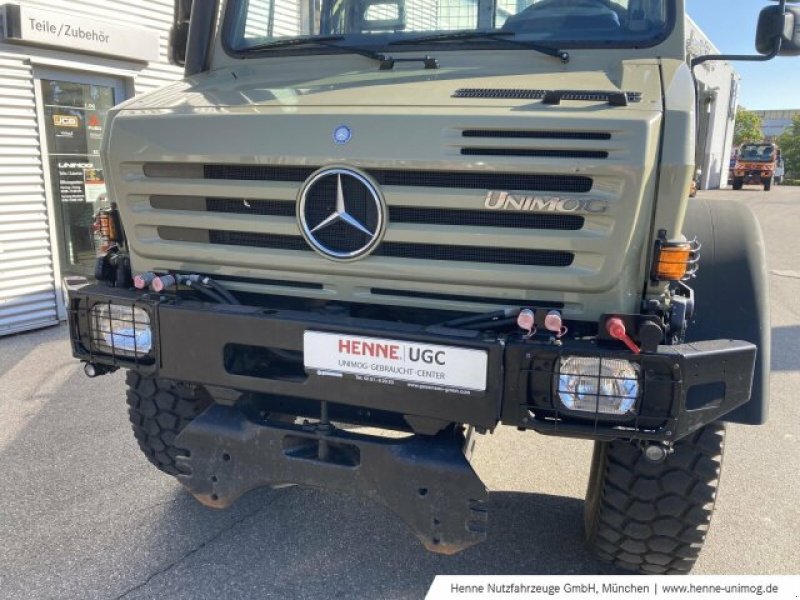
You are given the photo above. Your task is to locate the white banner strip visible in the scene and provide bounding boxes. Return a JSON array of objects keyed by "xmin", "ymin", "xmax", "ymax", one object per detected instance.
[{"xmin": 426, "ymin": 576, "xmax": 800, "ymax": 600}]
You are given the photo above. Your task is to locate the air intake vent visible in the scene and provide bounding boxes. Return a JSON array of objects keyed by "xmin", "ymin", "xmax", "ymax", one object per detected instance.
[
  {"xmin": 462, "ymin": 130, "xmax": 611, "ymax": 140},
  {"xmin": 158, "ymin": 228, "xmax": 574, "ymax": 267},
  {"xmin": 201, "ymin": 165, "xmax": 593, "ymax": 193},
  {"xmin": 453, "ymin": 88, "xmax": 643, "ymax": 104},
  {"xmin": 460, "ymin": 148, "xmax": 608, "ymax": 159},
  {"xmin": 151, "ymin": 197, "xmax": 585, "ymax": 232}
]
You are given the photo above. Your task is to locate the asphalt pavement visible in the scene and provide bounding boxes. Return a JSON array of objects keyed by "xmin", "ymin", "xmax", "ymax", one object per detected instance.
[{"xmin": 0, "ymin": 186, "xmax": 798, "ymax": 599}]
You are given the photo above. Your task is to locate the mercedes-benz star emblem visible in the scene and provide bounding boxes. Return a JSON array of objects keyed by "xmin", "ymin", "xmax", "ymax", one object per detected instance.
[
  {"xmin": 298, "ymin": 168, "xmax": 385, "ymax": 261},
  {"xmin": 333, "ymin": 125, "xmax": 352, "ymax": 145}
]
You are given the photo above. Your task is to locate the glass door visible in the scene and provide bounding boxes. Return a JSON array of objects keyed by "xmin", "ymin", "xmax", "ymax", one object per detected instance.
[{"xmin": 37, "ymin": 73, "xmax": 126, "ymax": 278}]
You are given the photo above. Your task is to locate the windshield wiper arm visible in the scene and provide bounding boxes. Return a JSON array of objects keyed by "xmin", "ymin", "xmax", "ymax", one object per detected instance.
[
  {"xmin": 389, "ymin": 30, "xmax": 569, "ymax": 63},
  {"xmin": 243, "ymin": 36, "xmax": 438, "ymax": 70}
]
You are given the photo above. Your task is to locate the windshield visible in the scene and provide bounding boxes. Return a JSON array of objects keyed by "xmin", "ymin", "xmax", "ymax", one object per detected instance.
[
  {"xmin": 739, "ymin": 144, "xmax": 776, "ymax": 163},
  {"xmin": 225, "ymin": 0, "xmax": 673, "ymax": 53}
]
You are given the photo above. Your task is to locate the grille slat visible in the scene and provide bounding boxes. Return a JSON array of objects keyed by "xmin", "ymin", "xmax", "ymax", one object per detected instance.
[{"xmin": 176, "ymin": 230, "xmax": 576, "ymax": 267}]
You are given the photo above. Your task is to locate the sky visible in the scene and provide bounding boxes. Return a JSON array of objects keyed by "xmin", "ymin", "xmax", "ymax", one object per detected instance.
[{"xmin": 686, "ymin": 0, "xmax": 798, "ymax": 110}]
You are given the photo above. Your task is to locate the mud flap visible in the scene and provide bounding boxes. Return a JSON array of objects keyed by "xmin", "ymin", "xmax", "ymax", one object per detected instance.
[{"xmin": 175, "ymin": 405, "xmax": 488, "ymax": 554}]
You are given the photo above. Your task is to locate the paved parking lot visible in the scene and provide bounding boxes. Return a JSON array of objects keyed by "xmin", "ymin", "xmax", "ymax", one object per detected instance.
[{"xmin": 1, "ymin": 187, "xmax": 798, "ymax": 599}]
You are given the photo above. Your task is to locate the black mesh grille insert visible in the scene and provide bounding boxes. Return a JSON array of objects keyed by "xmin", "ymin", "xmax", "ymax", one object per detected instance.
[
  {"xmin": 202, "ymin": 230, "xmax": 573, "ymax": 267},
  {"xmin": 206, "ymin": 197, "xmax": 296, "ymax": 216},
  {"xmin": 208, "ymin": 231, "xmax": 309, "ymax": 251},
  {"xmin": 204, "ymin": 164, "xmax": 315, "ymax": 182},
  {"xmin": 389, "ymin": 207, "xmax": 584, "ymax": 230},
  {"xmin": 462, "ymin": 129, "xmax": 611, "ymax": 140},
  {"xmin": 374, "ymin": 243, "xmax": 573, "ymax": 266},
  {"xmin": 168, "ymin": 199, "xmax": 584, "ymax": 231},
  {"xmin": 454, "ymin": 88, "xmax": 643, "ymax": 103},
  {"xmin": 202, "ymin": 164, "xmax": 592, "ymax": 193},
  {"xmin": 460, "ymin": 148, "xmax": 608, "ymax": 159}
]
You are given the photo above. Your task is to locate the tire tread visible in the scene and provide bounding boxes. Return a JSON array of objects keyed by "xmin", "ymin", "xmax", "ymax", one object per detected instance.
[
  {"xmin": 585, "ymin": 423, "xmax": 725, "ymax": 574},
  {"xmin": 125, "ymin": 372, "xmax": 212, "ymax": 476}
]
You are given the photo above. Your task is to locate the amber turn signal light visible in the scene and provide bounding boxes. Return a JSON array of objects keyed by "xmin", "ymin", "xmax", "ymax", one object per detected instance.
[{"xmin": 652, "ymin": 239, "xmax": 700, "ymax": 281}]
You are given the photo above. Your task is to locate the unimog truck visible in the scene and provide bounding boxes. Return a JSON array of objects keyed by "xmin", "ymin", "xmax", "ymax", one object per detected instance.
[
  {"xmin": 733, "ymin": 142, "xmax": 781, "ymax": 190},
  {"xmin": 69, "ymin": 0, "xmax": 800, "ymax": 574}
]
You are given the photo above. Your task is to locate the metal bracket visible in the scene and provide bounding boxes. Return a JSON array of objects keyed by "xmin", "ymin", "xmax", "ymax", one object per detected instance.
[{"xmin": 176, "ymin": 405, "xmax": 488, "ymax": 554}]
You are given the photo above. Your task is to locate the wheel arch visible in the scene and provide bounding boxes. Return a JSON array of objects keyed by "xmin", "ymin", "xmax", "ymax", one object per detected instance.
[{"xmin": 682, "ymin": 198, "xmax": 770, "ymax": 425}]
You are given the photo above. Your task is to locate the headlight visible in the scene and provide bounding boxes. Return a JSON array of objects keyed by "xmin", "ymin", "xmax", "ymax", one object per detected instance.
[
  {"xmin": 90, "ymin": 303, "xmax": 152, "ymax": 358},
  {"xmin": 556, "ymin": 356, "xmax": 640, "ymax": 416}
]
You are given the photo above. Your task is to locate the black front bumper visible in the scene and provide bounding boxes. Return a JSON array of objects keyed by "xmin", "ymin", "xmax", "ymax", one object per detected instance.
[
  {"xmin": 69, "ymin": 284, "xmax": 756, "ymax": 554},
  {"xmin": 70, "ymin": 284, "xmax": 757, "ymax": 444}
]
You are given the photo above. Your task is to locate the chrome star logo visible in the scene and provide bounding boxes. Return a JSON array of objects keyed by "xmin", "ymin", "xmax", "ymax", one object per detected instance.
[
  {"xmin": 310, "ymin": 174, "xmax": 374, "ymax": 237},
  {"xmin": 298, "ymin": 168, "xmax": 385, "ymax": 261}
]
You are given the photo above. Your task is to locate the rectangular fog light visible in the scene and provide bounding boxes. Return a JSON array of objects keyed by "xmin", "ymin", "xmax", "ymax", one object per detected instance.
[
  {"xmin": 89, "ymin": 303, "xmax": 152, "ymax": 358},
  {"xmin": 556, "ymin": 356, "xmax": 640, "ymax": 415}
]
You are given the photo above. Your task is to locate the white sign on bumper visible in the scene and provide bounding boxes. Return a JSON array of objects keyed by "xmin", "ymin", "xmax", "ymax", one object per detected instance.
[{"xmin": 304, "ymin": 331, "xmax": 488, "ymax": 392}]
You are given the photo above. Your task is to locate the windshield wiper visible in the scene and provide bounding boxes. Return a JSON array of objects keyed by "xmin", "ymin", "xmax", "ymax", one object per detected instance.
[
  {"xmin": 243, "ymin": 35, "xmax": 438, "ymax": 70},
  {"xmin": 389, "ymin": 30, "xmax": 569, "ymax": 63}
]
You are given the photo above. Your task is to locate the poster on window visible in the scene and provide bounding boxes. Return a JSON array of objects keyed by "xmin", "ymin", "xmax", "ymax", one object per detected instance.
[{"xmin": 83, "ymin": 168, "xmax": 107, "ymax": 204}]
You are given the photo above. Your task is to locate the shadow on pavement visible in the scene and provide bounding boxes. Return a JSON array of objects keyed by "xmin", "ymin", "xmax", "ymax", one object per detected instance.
[
  {"xmin": 771, "ymin": 325, "xmax": 800, "ymax": 371},
  {"xmin": 129, "ymin": 484, "xmax": 622, "ymax": 598}
]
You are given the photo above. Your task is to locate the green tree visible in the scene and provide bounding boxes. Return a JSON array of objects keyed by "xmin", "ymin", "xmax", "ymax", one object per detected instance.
[
  {"xmin": 778, "ymin": 115, "xmax": 800, "ymax": 178},
  {"xmin": 734, "ymin": 107, "xmax": 764, "ymax": 146}
]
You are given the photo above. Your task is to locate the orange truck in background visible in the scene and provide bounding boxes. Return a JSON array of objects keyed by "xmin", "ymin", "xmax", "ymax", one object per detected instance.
[{"xmin": 732, "ymin": 143, "xmax": 780, "ymax": 191}]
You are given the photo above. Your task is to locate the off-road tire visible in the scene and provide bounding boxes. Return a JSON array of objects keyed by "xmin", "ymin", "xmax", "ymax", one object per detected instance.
[
  {"xmin": 584, "ymin": 423, "xmax": 725, "ymax": 574},
  {"xmin": 732, "ymin": 178, "xmax": 743, "ymax": 190},
  {"xmin": 126, "ymin": 372, "xmax": 213, "ymax": 476}
]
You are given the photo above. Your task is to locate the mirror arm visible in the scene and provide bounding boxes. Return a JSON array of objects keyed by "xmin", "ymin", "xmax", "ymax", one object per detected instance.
[{"xmin": 690, "ymin": 0, "xmax": 786, "ymax": 68}]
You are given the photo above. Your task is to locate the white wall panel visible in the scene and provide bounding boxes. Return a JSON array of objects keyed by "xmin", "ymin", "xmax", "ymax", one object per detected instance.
[{"xmin": 0, "ymin": 0, "xmax": 183, "ymax": 335}]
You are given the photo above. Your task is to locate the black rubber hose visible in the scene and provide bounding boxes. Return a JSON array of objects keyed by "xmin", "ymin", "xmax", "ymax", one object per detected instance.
[
  {"xmin": 201, "ymin": 277, "xmax": 240, "ymax": 305},
  {"xmin": 187, "ymin": 281, "xmax": 226, "ymax": 304},
  {"xmin": 461, "ymin": 317, "xmax": 518, "ymax": 330},
  {"xmin": 441, "ymin": 308, "xmax": 520, "ymax": 328}
]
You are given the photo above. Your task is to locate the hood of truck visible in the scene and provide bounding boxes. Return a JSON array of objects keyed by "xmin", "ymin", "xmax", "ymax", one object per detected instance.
[
  {"xmin": 120, "ymin": 55, "xmax": 662, "ymax": 111},
  {"xmin": 105, "ymin": 58, "xmax": 665, "ymax": 320}
]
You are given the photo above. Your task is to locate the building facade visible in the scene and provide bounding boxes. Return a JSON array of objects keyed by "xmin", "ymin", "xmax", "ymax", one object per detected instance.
[
  {"xmin": 753, "ymin": 109, "xmax": 800, "ymax": 140},
  {"xmin": 685, "ymin": 17, "xmax": 740, "ymax": 191},
  {"xmin": 0, "ymin": 0, "xmax": 181, "ymax": 335}
]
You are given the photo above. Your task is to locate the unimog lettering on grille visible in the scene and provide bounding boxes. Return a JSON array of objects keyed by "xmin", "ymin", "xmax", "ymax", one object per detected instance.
[{"xmin": 484, "ymin": 191, "xmax": 609, "ymax": 214}]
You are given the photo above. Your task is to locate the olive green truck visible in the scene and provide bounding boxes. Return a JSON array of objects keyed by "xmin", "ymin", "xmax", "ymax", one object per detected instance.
[{"xmin": 69, "ymin": 0, "xmax": 800, "ymax": 574}]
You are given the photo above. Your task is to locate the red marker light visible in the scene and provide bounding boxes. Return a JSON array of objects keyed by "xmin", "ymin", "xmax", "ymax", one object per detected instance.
[
  {"xmin": 133, "ymin": 272, "xmax": 155, "ymax": 290},
  {"xmin": 606, "ymin": 317, "xmax": 641, "ymax": 354},
  {"xmin": 544, "ymin": 310, "xmax": 568, "ymax": 338},
  {"xmin": 517, "ymin": 309, "xmax": 536, "ymax": 337},
  {"xmin": 151, "ymin": 274, "xmax": 176, "ymax": 293}
]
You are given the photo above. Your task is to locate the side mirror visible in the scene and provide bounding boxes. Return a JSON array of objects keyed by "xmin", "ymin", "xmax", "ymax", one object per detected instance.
[
  {"xmin": 169, "ymin": 0, "xmax": 193, "ymax": 67},
  {"xmin": 756, "ymin": 5, "xmax": 800, "ymax": 56}
]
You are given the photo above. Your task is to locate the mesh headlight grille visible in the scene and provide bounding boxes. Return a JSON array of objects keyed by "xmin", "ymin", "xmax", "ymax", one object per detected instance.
[{"xmin": 89, "ymin": 303, "xmax": 152, "ymax": 359}]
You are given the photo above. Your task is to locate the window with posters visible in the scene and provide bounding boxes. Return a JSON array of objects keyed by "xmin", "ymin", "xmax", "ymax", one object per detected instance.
[{"xmin": 40, "ymin": 78, "xmax": 120, "ymax": 277}]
